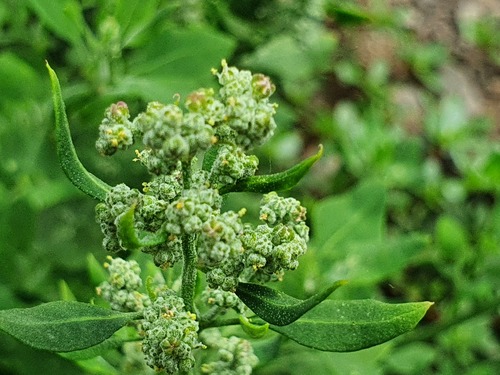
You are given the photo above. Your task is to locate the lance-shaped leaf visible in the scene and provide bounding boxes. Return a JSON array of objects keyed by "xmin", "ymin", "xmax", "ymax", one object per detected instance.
[
  {"xmin": 220, "ymin": 145, "xmax": 323, "ymax": 194},
  {"xmin": 116, "ymin": 203, "xmax": 168, "ymax": 250},
  {"xmin": 0, "ymin": 301, "xmax": 141, "ymax": 352},
  {"xmin": 235, "ymin": 280, "xmax": 346, "ymax": 326},
  {"xmin": 46, "ymin": 61, "xmax": 111, "ymax": 201},
  {"xmin": 271, "ymin": 299, "xmax": 433, "ymax": 352}
]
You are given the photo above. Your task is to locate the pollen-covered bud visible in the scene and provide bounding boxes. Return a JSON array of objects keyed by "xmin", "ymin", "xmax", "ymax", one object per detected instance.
[
  {"xmin": 252, "ymin": 73, "xmax": 276, "ymax": 99},
  {"xmin": 96, "ymin": 101, "xmax": 135, "ymax": 155}
]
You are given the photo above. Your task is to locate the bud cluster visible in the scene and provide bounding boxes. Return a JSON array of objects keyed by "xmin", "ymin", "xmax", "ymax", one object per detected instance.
[
  {"xmin": 96, "ymin": 256, "xmax": 150, "ymax": 312},
  {"xmin": 200, "ymin": 330, "xmax": 259, "ymax": 375},
  {"xmin": 142, "ymin": 290, "xmax": 203, "ymax": 374}
]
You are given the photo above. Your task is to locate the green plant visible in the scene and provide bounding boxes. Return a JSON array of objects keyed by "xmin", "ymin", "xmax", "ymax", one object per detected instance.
[{"xmin": 0, "ymin": 60, "xmax": 431, "ymax": 374}]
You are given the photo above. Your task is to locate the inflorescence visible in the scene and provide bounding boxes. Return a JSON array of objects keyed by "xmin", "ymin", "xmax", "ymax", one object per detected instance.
[{"xmin": 94, "ymin": 60, "xmax": 310, "ymax": 374}]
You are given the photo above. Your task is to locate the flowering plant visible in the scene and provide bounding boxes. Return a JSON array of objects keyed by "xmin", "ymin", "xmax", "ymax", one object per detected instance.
[{"xmin": 0, "ymin": 61, "xmax": 432, "ymax": 374}]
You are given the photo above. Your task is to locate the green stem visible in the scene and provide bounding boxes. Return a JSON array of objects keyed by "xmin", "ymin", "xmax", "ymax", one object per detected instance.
[
  {"xmin": 180, "ymin": 232, "xmax": 197, "ymax": 313},
  {"xmin": 179, "ymin": 161, "xmax": 197, "ymax": 312}
]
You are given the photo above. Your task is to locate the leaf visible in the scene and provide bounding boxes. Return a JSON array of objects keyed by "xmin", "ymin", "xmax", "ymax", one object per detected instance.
[
  {"xmin": 327, "ymin": 234, "xmax": 429, "ymax": 285},
  {"xmin": 59, "ymin": 326, "xmax": 140, "ymax": 360},
  {"xmin": 115, "ymin": 204, "xmax": 168, "ymax": 250},
  {"xmin": 239, "ymin": 315, "xmax": 269, "ymax": 339},
  {"xmin": 112, "ymin": 0, "xmax": 160, "ymax": 47},
  {"xmin": 325, "ymin": 4, "xmax": 373, "ymax": 26},
  {"xmin": 220, "ymin": 145, "xmax": 323, "ymax": 194},
  {"xmin": 271, "ymin": 299, "xmax": 433, "ymax": 352},
  {"xmin": 235, "ymin": 280, "xmax": 346, "ymax": 326},
  {"xmin": 118, "ymin": 26, "xmax": 237, "ymax": 102},
  {"xmin": 27, "ymin": 0, "xmax": 85, "ymax": 46},
  {"xmin": 311, "ymin": 181, "xmax": 386, "ymax": 254},
  {"xmin": 0, "ymin": 301, "xmax": 140, "ymax": 352},
  {"xmin": 46, "ymin": 62, "xmax": 111, "ymax": 201}
]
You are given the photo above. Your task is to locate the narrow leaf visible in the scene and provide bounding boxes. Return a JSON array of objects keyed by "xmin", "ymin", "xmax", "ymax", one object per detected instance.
[
  {"xmin": 46, "ymin": 62, "xmax": 111, "ymax": 201},
  {"xmin": 116, "ymin": 203, "xmax": 168, "ymax": 250},
  {"xmin": 271, "ymin": 299, "xmax": 433, "ymax": 352},
  {"xmin": 235, "ymin": 280, "xmax": 346, "ymax": 326},
  {"xmin": 220, "ymin": 145, "xmax": 323, "ymax": 194},
  {"xmin": 0, "ymin": 301, "xmax": 140, "ymax": 352}
]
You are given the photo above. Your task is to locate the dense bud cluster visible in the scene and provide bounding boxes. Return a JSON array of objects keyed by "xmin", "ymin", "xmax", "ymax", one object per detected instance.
[
  {"xmin": 142, "ymin": 291, "xmax": 203, "ymax": 374},
  {"xmin": 200, "ymin": 330, "xmax": 259, "ymax": 375},
  {"xmin": 96, "ymin": 256, "xmax": 150, "ymax": 312}
]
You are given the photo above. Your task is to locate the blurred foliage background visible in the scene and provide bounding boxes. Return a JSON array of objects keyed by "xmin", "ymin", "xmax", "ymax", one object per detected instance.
[{"xmin": 0, "ymin": 0, "xmax": 499, "ymax": 374}]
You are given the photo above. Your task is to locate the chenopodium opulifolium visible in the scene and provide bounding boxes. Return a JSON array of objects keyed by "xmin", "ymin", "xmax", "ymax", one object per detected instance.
[{"xmin": 95, "ymin": 60, "xmax": 309, "ymax": 292}]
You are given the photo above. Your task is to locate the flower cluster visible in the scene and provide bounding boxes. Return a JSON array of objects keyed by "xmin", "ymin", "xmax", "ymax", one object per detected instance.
[
  {"xmin": 96, "ymin": 256, "xmax": 150, "ymax": 312},
  {"xmin": 200, "ymin": 330, "xmax": 259, "ymax": 375},
  {"xmin": 142, "ymin": 290, "xmax": 203, "ymax": 374}
]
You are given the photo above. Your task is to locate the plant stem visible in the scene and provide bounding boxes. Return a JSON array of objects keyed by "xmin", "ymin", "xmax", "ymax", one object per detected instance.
[
  {"xmin": 181, "ymin": 232, "xmax": 197, "ymax": 312},
  {"xmin": 180, "ymin": 161, "xmax": 197, "ymax": 312}
]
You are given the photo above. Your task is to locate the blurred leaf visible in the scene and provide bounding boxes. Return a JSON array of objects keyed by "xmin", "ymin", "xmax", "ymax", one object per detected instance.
[
  {"xmin": 242, "ymin": 32, "xmax": 337, "ymax": 103},
  {"xmin": 0, "ymin": 301, "xmax": 140, "ymax": 352},
  {"xmin": 384, "ymin": 342, "xmax": 436, "ymax": 374},
  {"xmin": 58, "ymin": 280, "xmax": 77, "ymax": 302},
  {"xmin": 325, "ymin": 3, "xmax": 373, "ymax": 25},
  {"xmin": 270, "ymin": 299, "xmax": 433, "ymax": 352},
  {"xmin": 311, "ymin": 181, "xmax": 386, "ymax": 253},
  {"xmin": 26, "ymin": 0, "xmax": 86, "ymax": 46},
  {"xmin": 113, "ymin": 0, "xmax": 160, "ymax": 47},
  {"xmin": 0, "ymin": 53, "xmax": 45, "ymax": 107},
  {"xmin": 327, "ymin": 234, "xmax": 429, "ymax": 284},
  {"xmin": 120, "ymin": 26, "xmax": 237, "ymax": 102},
  {"xmin": 87, "ymin": 253, "xmax": 109, "ymax": 286}
]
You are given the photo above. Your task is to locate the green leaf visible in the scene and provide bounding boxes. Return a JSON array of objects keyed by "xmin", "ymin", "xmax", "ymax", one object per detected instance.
[
  {"xmin": 239, "ymin": 315, "xmax": 269, "ymax": 339},
  {"xmin": 220, "ymin": 145, "xmax": 323, "ymax": 194},
  {"xmin": 46, "ymin": 62, "xmax": 111, "ymax": 201},
  {"xmin": 113, "ymin": 0, "xmax": 160, "ymax": 47},
  {"xmin": 59, "ymin": 326, "xmax": 140, "ymax": 361},
  {"xmin": 325, "ymin": 4, "xmax": 373, "ymax": 26},
  {"xmin": 27, "ymin": 0, "xmax": 86, "ymax": 46},
  {"xmin": 0, "ymin": 301, "xmax": 141, "ymax": 352},
  {"xmin": 116, "ymin": 203, "xmax": 168, "ymax": 250},
  {"xmin": 235, "ymin": 279, "xmax": 346, "ymax": 326},
  {"xmin": 311, "ymin": 181, "xmax": 386, "ymax": 254},
  {"xmin": 119, "ymin": 26, "xmax": 237, "ymax": 102},
  {"xmin": 271, "ymin": 299, "xmax": 433, "ymax": 352}
]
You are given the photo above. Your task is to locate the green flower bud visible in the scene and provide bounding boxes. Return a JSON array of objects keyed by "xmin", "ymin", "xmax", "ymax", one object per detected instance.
[
  {"xmin": 251, "ymin": 73, "xmax": 276, "ymax": 99},
  {"xmin": 96, "ymin": 101, "xmax": 135, "ymax": 155}
]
